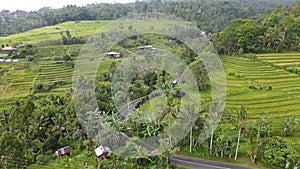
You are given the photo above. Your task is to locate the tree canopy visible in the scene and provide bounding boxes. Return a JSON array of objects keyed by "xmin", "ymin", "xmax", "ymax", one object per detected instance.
[{"xmin": 212, "ymin": 2, "xmax": 300, "ymax": 54}]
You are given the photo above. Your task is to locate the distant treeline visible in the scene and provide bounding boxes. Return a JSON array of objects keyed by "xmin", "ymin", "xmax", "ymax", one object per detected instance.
[
  {"xmin": 0, "ymin": 0, "xmax": 299, "ymax": 36},
  {"xmin": 211, "ymin": 2, "xmax": 300, "ymax": 54}
]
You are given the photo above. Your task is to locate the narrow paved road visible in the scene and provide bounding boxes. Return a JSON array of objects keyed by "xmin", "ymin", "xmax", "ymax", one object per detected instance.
[
  {"xmin": 171, "ymin": 156, "xmax": 254, "ymax": 169},
  {"xmin": 119, "ymin": 96, "xmax": 147, "ymax": 120},
  {"xmin": 0, "ymin": 56, "xmax": 128, "ymax": 65}
]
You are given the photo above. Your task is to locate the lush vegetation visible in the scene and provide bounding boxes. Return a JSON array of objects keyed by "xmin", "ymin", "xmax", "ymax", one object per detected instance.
[
  {"xmin": 1, "ymin": 50, "xmax": 299, "ymax": 169},
  {"xmin": 1, "ymin": 1, "xmax": 300, "ymax": 169},
  {"xmin": 212, "ymin": 2, "xmax": 300, "ymax": 54}
]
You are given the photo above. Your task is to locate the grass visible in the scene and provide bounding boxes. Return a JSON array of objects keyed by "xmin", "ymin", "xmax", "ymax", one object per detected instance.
[
  {"xmin": 0, "ymin": 53, "xmax": 8, "ymax": 57},
  {"xmin": 32, "ymin": 44, "xmax": 83, "ymax": 61},
  {"xmin": 0, "ymin": 21, "xmax": 111, "ymax": 45}
]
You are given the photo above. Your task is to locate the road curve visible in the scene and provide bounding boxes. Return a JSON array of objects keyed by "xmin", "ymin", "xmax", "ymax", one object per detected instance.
[
  {"xmin": 171, "ymin": 156, "xmax": 254, "ymax": 169},
  {"xmin": 119, "ymin": 97, "xmax": 147, "ymax": 120}
]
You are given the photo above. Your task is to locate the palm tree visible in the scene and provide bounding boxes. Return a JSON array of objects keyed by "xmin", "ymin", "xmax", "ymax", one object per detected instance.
[
  {"xmin": 157, "ymin": 138, "xmax": 180, "ymax": 169},
  {"xmin": 179, "ymin": 105, "xmax": 198, "ymax": 154},
  {"xmin": 141, "ymin": 121, "xmax": 160, "ymax": 138},
  {"xmin": 125, "ymin": 141, "xmax": 152, "ymax": 165},
  {"xmin": 157, "ymin": 82, "xmax": 178, "ymax": 146},
  {"xmin": 207, "ymin": 112, "xmax": 219, "ymax": 155},
  {"xmin": 259, "ymin": 117, "xmax": 272, "ymax": 138},
  {"xmin": 249, "ymin": 122, "xmax": 262, "ymax": 163},
  {"xmin": 282, "ymin": 115, "xmax": 299, "ymax": 137},
  {"xmin": 234, "ymin": 106, "xmax": 248, "ymax": 160},
  {"xmin": 51, "ymin": 111, "xmax": 67, "ymax": 134}
]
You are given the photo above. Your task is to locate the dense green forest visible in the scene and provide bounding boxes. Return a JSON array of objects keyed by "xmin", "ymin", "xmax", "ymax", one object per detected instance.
[
  {"xmin": 211, "ymin": 2, "xmax": 300, "ymax": 54},
  {"xmin": 0, "ymin": 0, "xmax": 299, "ymax": 36}
]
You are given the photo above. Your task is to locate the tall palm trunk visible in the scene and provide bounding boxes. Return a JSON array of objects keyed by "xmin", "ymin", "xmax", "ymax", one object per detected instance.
[
  {"xmin": 169, "ymin": 112, "xmax": 172, "ymax": 147},
  {"xmin": 234, "ymin": 126, "xmax": 242, "ymax": 160},
  {"xmin": 210, "ymin": 123, "xmax": 214, "ymax": 155},
  {"xmin": 189, "ymin": 126, "xmax": 193, "ymax": 154}
]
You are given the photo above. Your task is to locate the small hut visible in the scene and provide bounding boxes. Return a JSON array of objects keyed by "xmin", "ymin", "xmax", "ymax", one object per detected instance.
[
  {"xmin": 137, "ymin": 46, "xmax": 146, "ymax": 50},
  {"xmin": 107, "ymin": 52, "xmax": 121, "ymax": 58},
  {"xmin": 137, "ymin": 45, "xmax": 154, "ymax": 50},
  {"xmin": 0, "ymin": 46, "xmax": 17, "ymax": 56},
  {"xmin": 2, "ymin": 46, "xmax": 17, "ymax": 52},
  {"xmin": 145, "ymin": 45, "xmax": 153, "ymax": 49},
  {"xmin": 55, "ymin": 146, "xmax": 72, "ymax": 157},
  {"xmin": 95, "ymin": 145, "xmax": 111, "ymax": 161}
]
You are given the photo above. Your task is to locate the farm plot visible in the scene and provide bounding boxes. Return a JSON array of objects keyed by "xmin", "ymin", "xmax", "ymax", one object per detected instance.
[
  {"xmin": 256, "ymin": 53, "xmax": 300, "ymax": 69},
  {"xmin": 35, "ymin": 60, "xmax": 118, "ymax": 94},
  {"xmin": 35, "ymin": 63, "xmax": 74, "ymax": 94},
  {"xmin": 221, "ymin": 55, "xmax": 300, "ymax": 147},
  {"xmin": 0, "ymin": 64, "xmax": 35, "ymax": 99}
]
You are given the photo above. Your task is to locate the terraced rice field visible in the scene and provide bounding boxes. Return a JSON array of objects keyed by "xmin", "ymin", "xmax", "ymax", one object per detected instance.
[
  {"xmin": 0, "ymin": 64, "xmax": 35, "ymax": 99},
  {"xmin": 0, "ymin": 62, "xmax": 76, "ymax": 104},
  {"xmin": 37, "ymin": 63, "xmax": 73, "ymax": 82},
  {"xmin": 256, "ymin": 53, "xmax": 300, "ymax": 69},
  {"xmin": 222, "ymin": 55, "xmax": 300, "ymax": 149},
  {"xmin": 35, "ymin": 62, "xmax": 74, "ymax": 93},
  {"xmin": 36, "ymin": 60, "xmax": 117, "ymax": 94},
  {"xmin": 0, "ymin": 59, "xmax": 118, "ymax": 101}
]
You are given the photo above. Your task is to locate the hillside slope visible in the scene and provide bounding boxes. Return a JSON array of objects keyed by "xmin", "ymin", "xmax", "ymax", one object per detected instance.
[
  {"xmin": 0, "ymin": 21, "xmax": 110, "ymax": 46},
  {"xmin": 1, "ymin": 0, "xmax": 299, "ymax": 37}
]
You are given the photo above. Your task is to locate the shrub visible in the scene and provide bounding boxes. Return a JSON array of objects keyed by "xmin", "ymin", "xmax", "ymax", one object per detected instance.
[
  {"xmin": 33, "ymin": 81, "xmax": 65, "ymax": 93},
  {"xmin": 64, "ymin": 61, "xmax": 75, "ymax": 68},
  {"xmin": 63, "ymin": 54, "xmax": 71, "ymax": 62},
  {"xmin": 33, "ymin": 82, "xmax": 44, "ymax": 92},
  {"xmin": 259, "ymin": 136, "xmax": 298, "ymax": 168},
  {"xmin": 36, "ymin": 154, "xmax": 52, "ymax": 165},
  {"xmin": 27, "ymin": 56, "xmax": 35, "ymax": 62}
]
